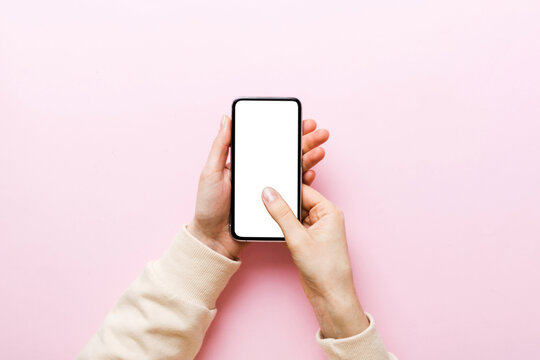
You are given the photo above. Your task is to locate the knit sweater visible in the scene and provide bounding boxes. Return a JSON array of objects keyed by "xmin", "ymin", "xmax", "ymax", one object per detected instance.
[{"xmin": 78, "ymin": 226, "xmax": 396, "ymax": 359}]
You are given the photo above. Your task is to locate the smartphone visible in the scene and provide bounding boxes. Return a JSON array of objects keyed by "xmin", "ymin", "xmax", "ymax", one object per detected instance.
[{"xmin": 230, "ymin": 97, "xmax": 302, "ymax": 241}]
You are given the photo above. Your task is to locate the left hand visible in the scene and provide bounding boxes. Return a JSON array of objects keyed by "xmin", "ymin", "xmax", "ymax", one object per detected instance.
[{"xmin": 187, "ymin": 114, "xmax": 330, "ymax": 260}]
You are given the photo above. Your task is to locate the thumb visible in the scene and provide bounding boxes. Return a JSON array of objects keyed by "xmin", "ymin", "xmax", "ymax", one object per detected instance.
[
  {"xmin": 261, "ymin": 187, "xmax": 307, "ymax": 243},
  {"xmin": 204, "ymin": 115, "xmax": 231, "ymax": 172}
]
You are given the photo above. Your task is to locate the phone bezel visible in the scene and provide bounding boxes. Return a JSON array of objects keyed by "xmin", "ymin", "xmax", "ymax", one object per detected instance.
[{"xmin": 230, "ymin": 97, "xmax": 302, "ymax": 242}]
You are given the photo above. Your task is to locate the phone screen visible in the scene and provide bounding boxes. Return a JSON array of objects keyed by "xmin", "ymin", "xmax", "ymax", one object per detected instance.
[{"xmin": 231, "ymin": 98, "xmax": 301, "ymax": 241}]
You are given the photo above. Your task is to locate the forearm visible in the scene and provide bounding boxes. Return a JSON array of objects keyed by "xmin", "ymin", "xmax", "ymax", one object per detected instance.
[
  {"xmin": 78, "ymin": 226, "xmax": 240, "ymax": 360},
  {"xmin": 310, "ymin": 288, "xmax": 369, "ymax": 339},
  {"xmin": 312, "ymin": 287, "xmax": 397, "ymax": 360}
]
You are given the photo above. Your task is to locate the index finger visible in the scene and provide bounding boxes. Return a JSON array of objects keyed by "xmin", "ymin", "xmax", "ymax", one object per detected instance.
[{"xmin": 301, "ymin": 184, "xmax": 329, "ymax": 211}]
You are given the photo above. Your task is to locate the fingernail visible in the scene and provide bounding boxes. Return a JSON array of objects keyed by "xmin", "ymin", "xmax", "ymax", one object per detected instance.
[{"xmin": 263, "ymin": 187, "xmax": 277, "ymax": 203}]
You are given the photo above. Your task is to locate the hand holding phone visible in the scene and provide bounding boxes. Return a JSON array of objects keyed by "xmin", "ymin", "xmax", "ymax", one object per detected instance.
[{"xmin": 187, "ymin": 102, "xmax": 329, "ymax": 257}]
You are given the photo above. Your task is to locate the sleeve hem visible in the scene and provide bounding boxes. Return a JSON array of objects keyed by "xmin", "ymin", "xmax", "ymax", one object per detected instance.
[
  {"xmin": 151, "ymin": 225, "xmax": 241, "ymax": 309},
  {"xmin": 316, "ymin": 313, "xmax": 394, "ymax": 360}
]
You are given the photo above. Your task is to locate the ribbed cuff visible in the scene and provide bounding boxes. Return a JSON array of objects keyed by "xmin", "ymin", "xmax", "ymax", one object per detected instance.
[
  {"xmin": 151, "ymin": 225, "xmax": 241, "ymax": 309},
  {"xmin": 316, "ymin": 313, "xmax": 393, "ymax": 360}
]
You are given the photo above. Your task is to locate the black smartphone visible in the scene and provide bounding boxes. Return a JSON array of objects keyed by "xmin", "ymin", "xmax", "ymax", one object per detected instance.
[{"xmin": 230, "ymin": 97, "xmax": 302, "ymax": 241}]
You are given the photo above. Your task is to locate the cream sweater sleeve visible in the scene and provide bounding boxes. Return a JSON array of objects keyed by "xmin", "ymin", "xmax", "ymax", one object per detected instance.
[
  {"xmin": 316, "ymin": 313, "xmax": 397, "ymax": 360},
  {"xmin": 77, "ymin": 225, "xmax": 241, "ymax": 359},
  {"xmin": 78, "ymin": 225, "xmax": 396, "ymax": 360}
]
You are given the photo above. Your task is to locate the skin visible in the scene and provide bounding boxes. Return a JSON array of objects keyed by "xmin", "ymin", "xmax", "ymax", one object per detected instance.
[
  {"xmin": 261, "ymin": 185, "xmax": 370, "ymax": 339},
  {"xmin": 187, "ymin": 114, "xmax": 329, "ymax": 260},
  {"xmin": 189, "ymin": 114, "xmax": 368, "ymax": 339}
]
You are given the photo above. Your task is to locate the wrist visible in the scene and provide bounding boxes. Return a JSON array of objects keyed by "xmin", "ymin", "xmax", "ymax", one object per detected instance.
[
  {"xmin": 153, "ymin": 225, "xmax": 241, "ymax": 309},
  {"xmin": 186, "ymin": 221, "xmax": 237, "ymax": 260},
  {"xmin": 309, "ymin": 288, "xmax": 369, "ymax": 339}
]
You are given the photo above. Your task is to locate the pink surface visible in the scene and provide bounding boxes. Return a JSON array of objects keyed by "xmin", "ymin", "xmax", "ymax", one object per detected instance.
[{"xmin": 1, "ymin": 1, "xmax": 540, "ymax": 359}]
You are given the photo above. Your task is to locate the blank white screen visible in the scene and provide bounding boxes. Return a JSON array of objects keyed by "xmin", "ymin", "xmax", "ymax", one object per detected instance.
[{"xmin": 233, "ymin": 99, "xmax": 299, "ymax": 239}]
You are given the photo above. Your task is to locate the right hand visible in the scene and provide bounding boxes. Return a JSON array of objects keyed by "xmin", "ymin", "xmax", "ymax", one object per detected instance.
[
  {"xmin": 261, "ymin": 185, "xmax": 370, "ymax": 339},
  {"xmin": 187, "ymin": 116, "xmax": 329, "ymax": 260}
]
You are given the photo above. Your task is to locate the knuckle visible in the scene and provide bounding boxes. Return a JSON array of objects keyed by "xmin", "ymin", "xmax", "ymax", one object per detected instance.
[
  {"xmin": 309, "ymin": 207, "xmax": 321, "ymax": 223},
  {"xmin": 302, "ymin": 138, "xmax": 312, "ymax": 150},
  {"xmin": 287, "ymin": 238, "xmax": 300, "ymax": 252},
  {"xmin": 333, "ymin": 206, "xmax": 345, "ymax": 220},
  {"xmin": 200, "ymin": 167, "xmax": 219, "ymax": 182},
  {"xmin": 287, "ymin": 233, "xmax": 309, "ymax": 251},
  {"xmin": 274, "ymin": 203, "xmax": 292, "ymax": 222}
]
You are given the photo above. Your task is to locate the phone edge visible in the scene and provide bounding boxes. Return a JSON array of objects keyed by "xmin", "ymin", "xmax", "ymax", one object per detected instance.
[{"xmin": 230, "ymin": 97, "xmax": 302, "ymax": 242}]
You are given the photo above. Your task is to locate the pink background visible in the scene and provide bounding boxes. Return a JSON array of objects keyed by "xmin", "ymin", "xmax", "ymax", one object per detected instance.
[{"xmin": 1, "ymin": 1, "xmax": 539, "ymax": 359}]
